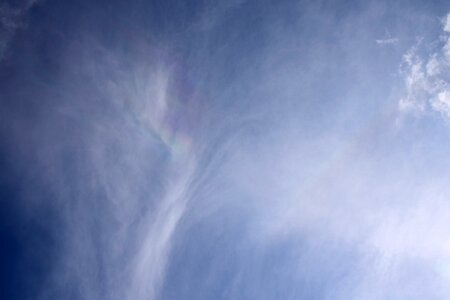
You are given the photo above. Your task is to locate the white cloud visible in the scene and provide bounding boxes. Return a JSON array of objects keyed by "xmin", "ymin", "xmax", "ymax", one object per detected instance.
[
  {"xmin": 426, "ymin": 54, "xmax": 441, "ymax": 76},
  {"xmin": 399, "ymin": 13, "xmax": 450, "ymax": 120},
  {"xmin": 376, "ymin": 37, "xmax": 399, "ymax": 46},
  {"xmin": 443, "ymin": 13, "xmax": 450, "ymax": 33},
  {"xmin": 399, "ymin": 52, "xmax": 429, "ymax": 113},
  {"xmin": 432, "ymin": 89, "xmax": 450, "ymax": 118}
]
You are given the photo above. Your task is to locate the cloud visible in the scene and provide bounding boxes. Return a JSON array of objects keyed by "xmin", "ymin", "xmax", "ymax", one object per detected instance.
[
  {"xmin": 376, "ymin": 37, "xmax": 399, "ymax": 46},
  {"xmin": 432, "ymin": 89, "xmax": 450, "ymax": 118},
  {"xmin": 0, "ymin": 0, "xmax": 38, "ymax": 61},
  {"xmin": 443, "ymin": 12, "xmax": 450, "ymax": 33},
  {"xmin": 0, "ymin": 30, "xmax": 209, "ymax": 298},
  {"xmin": 399, "ymin": 12, "xmax": 450, "ymax": 119},
  {"xmin": 228, "ymin": 122, "xmax": 450, "ymax": 299},
  {"xmin": 4, "ymin": 1, "xmax": 450, "ymax": 299}
]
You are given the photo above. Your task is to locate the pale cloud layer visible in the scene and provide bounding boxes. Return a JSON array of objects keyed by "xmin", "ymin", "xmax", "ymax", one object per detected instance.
[{"xmin": 3, "ymin": 2, "xmax": 450, "ymax": 300}]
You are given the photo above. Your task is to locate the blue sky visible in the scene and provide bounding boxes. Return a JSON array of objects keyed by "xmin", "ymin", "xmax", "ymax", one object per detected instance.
[{"xmin": 2, "ymin": 0, "xmax": 450, "ymax": 299}]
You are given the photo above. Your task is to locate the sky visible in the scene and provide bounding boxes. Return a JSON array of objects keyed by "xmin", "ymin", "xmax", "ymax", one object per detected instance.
[{"xmin": 2, "ymin": 0, "xmax": 450, "ymax": 299}]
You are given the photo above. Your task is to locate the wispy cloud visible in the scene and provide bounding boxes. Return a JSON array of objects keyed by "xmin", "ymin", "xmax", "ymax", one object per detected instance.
[
  {"xmin": 0, "ymin": 0, "xmax": 38, "ymax": 61},
  {"xmin": 3, "ymin": 2, "xmax": 450, "ymax": 300},
  {"xmin": 376, "ymin": 37, "xmax": 399, "ymax": 46},
  {"xmin": 376, "ymin": 29, "xmax": 399, "ymax": 46},
  {"xmin": 443, "ymin": 12, "xmax": 450, "ymax": 33},
  {"xmin": 399, "ymin": 13, "xmax": 450, "ymax": 119}
]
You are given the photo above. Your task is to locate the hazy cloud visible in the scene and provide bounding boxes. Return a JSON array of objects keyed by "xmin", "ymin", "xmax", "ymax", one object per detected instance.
[
  {"xmin": 3, "ymin": 2, "xmax": 450, "ymax": 300},
  {"xmin": 0, "ymin": 0, "xmax": 38, "ymax": 61}
]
